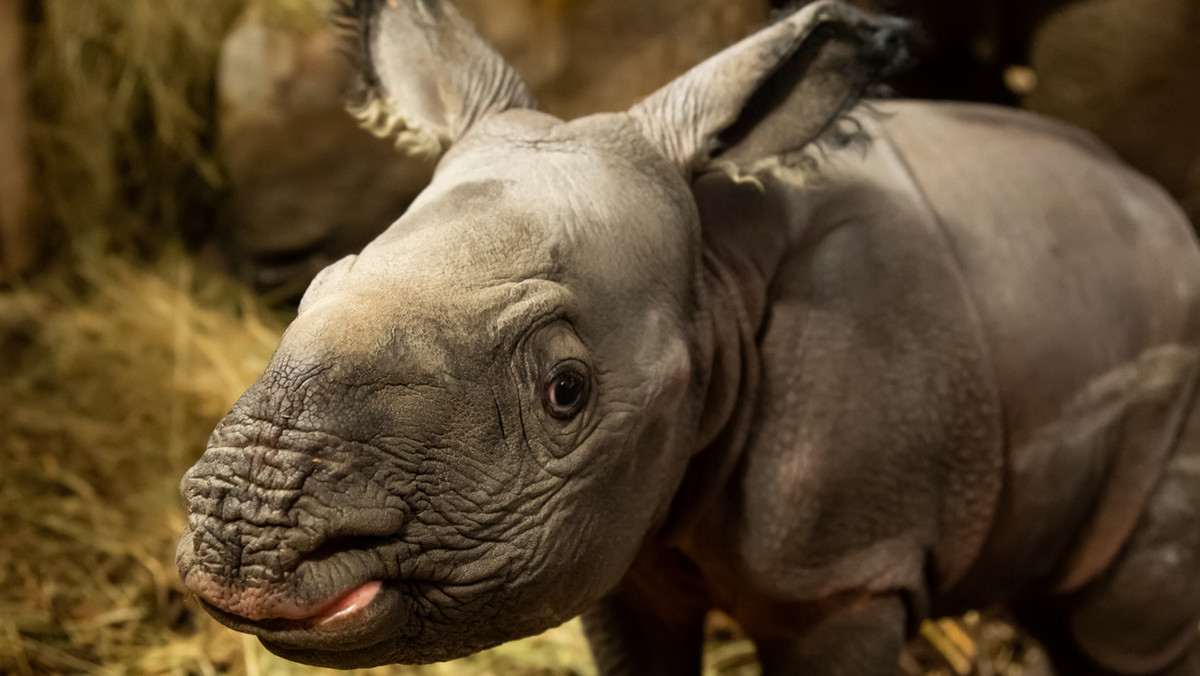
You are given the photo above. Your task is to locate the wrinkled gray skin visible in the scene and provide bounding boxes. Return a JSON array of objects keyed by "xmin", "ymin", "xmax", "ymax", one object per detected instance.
[{"xmin": 176, "ymin": 0, "xmax": 1200, "ymax": 673}]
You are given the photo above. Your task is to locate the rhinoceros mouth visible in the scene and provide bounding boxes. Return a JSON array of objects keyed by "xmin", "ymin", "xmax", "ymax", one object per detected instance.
[
  {"xmin": 199, "ymin": 577, "xmax": 514, "ymax": 667},
  {"xmin": 210, "ymin": 579, "xmax": 382, "ymax": 625},
  {"xmin": 196, "ymin": 579, "xmax": 403, "ymax": 652},
  {"xmin": 310, "ymin": 580, "xmax": 382, "ymax": 623}
]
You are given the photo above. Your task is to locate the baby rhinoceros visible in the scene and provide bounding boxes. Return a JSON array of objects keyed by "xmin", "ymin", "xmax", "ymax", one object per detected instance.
[{"xmin": 176, "ymin": 0, "xmax": 1200, "ymax": 673}]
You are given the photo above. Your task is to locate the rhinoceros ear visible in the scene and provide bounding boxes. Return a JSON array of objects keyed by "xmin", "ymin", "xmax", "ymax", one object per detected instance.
[
  {"xmin": 335, "ymin": 0, "xmax": 535, "ymax": 157},
  {"xmin": 629, "ymin": 0, "xmax": 908, "ymax": 174}
]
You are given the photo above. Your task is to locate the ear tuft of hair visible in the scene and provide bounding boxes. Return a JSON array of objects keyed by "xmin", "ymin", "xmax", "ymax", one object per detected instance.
[
  {"xmin": 773, "ymin": 1, "xmax": 912, "ymax": 88},
  {"xmin": 771, "ymin": 0, "xmax": 912, "ymax": 65},
  {"xmin": 850, "ymin": 11, "xmax": 912, "ymax": 82},
  {"xmin": 810, "ymin": 2, "xmax": 912, "ymax": 88},
  {"xmin": 809, "ymin": 4, "xmax": 912, "ymax": 150}
]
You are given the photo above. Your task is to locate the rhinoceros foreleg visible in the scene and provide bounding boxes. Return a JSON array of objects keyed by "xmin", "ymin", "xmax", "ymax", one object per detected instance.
[
  {"xmin": 581, "ymin": 549, "xmax": 709, "ymax": 676},
  {"xmin": 581, "ymin": 590, "xmax": 706, "ymax": 676},
  {"xmin": 750, "ymin": 593, "xmax": 908, "ymax": 676}
]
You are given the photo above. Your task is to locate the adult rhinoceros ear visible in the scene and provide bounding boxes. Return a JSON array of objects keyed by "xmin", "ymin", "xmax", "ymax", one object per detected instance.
[
  {"xmin": 335, "ymin": 0, "xmax": 535, "ymax": 157},
  {"xmin": 629, "ymin": 0, "xmax": 908, "ymax": 174}
]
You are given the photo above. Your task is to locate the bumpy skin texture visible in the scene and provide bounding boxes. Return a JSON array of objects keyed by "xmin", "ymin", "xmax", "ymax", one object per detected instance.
[{"xmin": 177, "ymin": 0, "xmax": 1200, "ymax": 673}]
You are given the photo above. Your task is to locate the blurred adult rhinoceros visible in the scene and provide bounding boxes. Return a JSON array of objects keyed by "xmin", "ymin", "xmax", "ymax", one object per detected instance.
[{"xmin": 178, "ymin": 0, "xmax": 1200, "ymax": 673}]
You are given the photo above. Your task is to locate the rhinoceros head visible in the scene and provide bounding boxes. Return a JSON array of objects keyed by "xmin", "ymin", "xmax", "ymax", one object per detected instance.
[{"xmin": 176, "ymin": 0, "xmax": 905, "ymax": 666}]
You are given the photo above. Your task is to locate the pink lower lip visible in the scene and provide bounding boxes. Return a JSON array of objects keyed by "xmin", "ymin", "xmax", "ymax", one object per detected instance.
[{"xmin": 312, "ymin": 581, "xmax": 382, "ymax": 625}]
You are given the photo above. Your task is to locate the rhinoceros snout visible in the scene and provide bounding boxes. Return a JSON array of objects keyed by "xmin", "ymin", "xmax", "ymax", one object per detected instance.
[{"xmin": 176, "ymin": 427, "xmax": 409, "ymax": 629}]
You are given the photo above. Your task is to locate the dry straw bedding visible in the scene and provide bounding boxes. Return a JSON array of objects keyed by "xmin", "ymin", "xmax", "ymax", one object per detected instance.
[{"xmin": 2, "ymin": 0, "xmax": 1036, "ymax": 673}]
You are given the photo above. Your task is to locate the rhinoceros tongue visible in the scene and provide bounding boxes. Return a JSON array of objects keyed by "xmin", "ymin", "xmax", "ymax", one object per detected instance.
[{"xmin": 312, "ymin": 581, "xmax": 382, "ymax": 625}]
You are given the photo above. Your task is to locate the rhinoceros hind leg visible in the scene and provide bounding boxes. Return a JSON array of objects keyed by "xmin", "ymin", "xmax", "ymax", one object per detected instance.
[{"xmin": 1019, "ymin": 438, "xmax": 1200, "ymax": 676}]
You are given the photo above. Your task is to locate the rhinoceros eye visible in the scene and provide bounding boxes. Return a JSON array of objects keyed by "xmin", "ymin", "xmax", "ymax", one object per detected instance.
[{"xmin": 542, "ymin": 362, "xmax": 589, "ymax": 420}]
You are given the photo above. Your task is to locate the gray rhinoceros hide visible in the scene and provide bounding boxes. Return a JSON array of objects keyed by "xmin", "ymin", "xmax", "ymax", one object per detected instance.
[{"xmin": 177, "ymin": 0, "xmax": 1200, "ymax": 673}]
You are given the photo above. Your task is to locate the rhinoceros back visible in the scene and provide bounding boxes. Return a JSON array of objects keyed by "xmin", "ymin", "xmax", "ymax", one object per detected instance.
[{"xmin": 877, "ymin": 101, "xmax": 1200, "ymax": 603}]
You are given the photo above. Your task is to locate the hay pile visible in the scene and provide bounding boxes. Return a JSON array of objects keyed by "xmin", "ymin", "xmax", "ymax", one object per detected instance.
[
  {"xmin": 0, "ymin": 251, "xmax": 279, "ymax": 674},
  {"xmin": 26, "ymin": 0, "xmax": 241, "ymax": 259},
  {"xmin": 1, "ymin": 0, "xmax": 1039, "ymax": 673}
]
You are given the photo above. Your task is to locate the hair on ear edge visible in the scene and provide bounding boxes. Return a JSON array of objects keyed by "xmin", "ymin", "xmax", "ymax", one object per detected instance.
[{"xmin": 708, "ymin": 103, "xmax": 886, "ymax": 190}]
